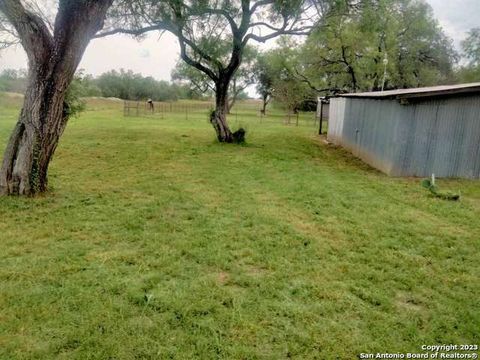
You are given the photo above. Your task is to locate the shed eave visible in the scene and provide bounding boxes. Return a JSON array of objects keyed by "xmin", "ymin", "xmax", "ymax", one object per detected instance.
[{"xmin": 335, "ymin": 83, "xmax": 480, "ymax": 102}]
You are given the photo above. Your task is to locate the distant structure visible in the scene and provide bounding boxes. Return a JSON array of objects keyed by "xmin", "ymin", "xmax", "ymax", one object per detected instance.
[
  {"xmin": 147, "ymin": 98, "xmax": 154, "ymax": 112},
  {"xmin": 326, "ymin": 83, "xmax": 480, "ymax": 178}
]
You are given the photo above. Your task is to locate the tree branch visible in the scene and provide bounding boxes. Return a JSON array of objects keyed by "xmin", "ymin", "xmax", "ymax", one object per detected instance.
[
  {"xmin": 93, "ymin": 24, "xmax": 166, "ymax": 38},
  {"xmin": 177, "ymin": 35, "xmax": 218, "ymax": 82},
  {"xmin": 250, "ymin": 0, "xmax": 275, "ymax": 14},
  {"xmin": 0, "ymin": 0, "xmax": 53, "ymax": 62},
  {"xmin": 189, "ymin": 7, "xmax": 239, "ymax": 34},
  {"xmin": 244, "ymin": 17, "xmax": 313, "ymax": 44}
]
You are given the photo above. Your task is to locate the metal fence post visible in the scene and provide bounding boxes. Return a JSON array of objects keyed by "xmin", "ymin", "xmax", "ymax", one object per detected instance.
[{"xmin": 319, "ymin": 101, "xmax": 324, "ymax": 135}]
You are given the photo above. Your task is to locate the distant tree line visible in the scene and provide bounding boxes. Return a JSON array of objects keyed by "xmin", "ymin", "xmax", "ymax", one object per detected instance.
[
  {"xmin": 0, "ymin": 69, "xmax": 28, "ymax": 93},
  {"xmin": 0, "ymin": 68, "xmax": 200, "ymax": 102}
]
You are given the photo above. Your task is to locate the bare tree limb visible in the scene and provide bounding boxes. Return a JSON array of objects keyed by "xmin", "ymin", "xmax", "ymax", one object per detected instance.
[
  {"xmin": 177, "ymin": 34, "xmax": 219, "ymax": 82},
  {"xmin": 0, "ymin": 0, "xmax": 53, "ymax": 62},
  {"xmin": 94, "ymin": 24, "xmax": 165, "ymax": 38}
]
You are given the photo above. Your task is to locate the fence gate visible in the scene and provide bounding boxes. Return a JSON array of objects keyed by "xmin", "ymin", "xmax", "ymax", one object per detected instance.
[{"xmin": 123, "ymin": 101, "xmax": 140, "ymax": 117}]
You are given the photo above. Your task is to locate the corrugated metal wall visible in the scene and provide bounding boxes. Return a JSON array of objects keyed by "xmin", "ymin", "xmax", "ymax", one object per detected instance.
[
  {"xmin": 328, "ymin": 95, "xmax": 480, "ymax": 178},
  {"xmin": 327, "ymin": 98, "xmax": 346, "ymax": 144}
]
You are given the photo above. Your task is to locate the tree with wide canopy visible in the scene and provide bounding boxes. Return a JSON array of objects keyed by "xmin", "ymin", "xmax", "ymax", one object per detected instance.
[{"xmin": 98, "ymin": 0, "xmax": 325, "ymax": 142}]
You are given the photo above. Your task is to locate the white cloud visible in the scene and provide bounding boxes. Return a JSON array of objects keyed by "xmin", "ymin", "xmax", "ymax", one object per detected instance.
[
  {"xmin": 138, "ymin": 48, "xmax": 151, "ymax": 59},
  {"xmin": 0, "ymin": 32, "xmax": 180, "ymax": 81},
  {"xmin": 79, "ymin": 33, "xmax": 180, "ymax": 80},
  {"xmin": 425, "ymin": 0, "xmax": 480, "ymax": 49}
]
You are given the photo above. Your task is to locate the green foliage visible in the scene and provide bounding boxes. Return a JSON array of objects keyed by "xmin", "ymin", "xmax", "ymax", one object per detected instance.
[
  {"xmin": 0, "ymin": 68, "xmax": 194, "ymax": 102},
  {"xmin": 295, "ymin": 0, "xmax": 458, "ymax": 94},
  {"xmin": 421, "ymin": 179, "xmax": 435, "ymax": 191},
  {"xmin": 96, "ymin": 69, "xmax": 184, "ymax": 101},
  {"xmin": 462, "ymin": 27, "xmax": 480, "ymax": 66},
  {"xmin": 455, "ymin": 66, "xmax": 480, "ymax": 83},
  {"xmin": 421, "ymin": 179, "xmax": 460, "ymax": 201},
  {"xmin": 254, "ymin": 52, "xmax": 275, "ymax": 103},
  {"xmin": 260, "ymin": 38, "xmax": 317, "ymax": 111},
  {"xmin": 171, "ymin": 61, "xmax": 215, "ymax": 100},
  {"xmin": 456, "ymin": 28, "xmax": 480, "ymax": 83},
  {"xmin": 0, "ymin": 94, "xmax": 478, "ymax": 358},
  {"xmin": 0, "ymin": 69, "xmax": 27, "ymax": 93},
  {"xmin": 64, "ymin": 75, "xmax": 87, "ymax": 118}
]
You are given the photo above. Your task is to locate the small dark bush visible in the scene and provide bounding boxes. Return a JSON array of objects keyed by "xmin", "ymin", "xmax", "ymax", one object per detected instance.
[{"xmin": 232, "ymin": 128, "xmax": 246, "ymax": 143}]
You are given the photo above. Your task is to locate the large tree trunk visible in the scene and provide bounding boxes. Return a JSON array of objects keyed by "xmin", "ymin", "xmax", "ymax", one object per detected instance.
[
  {"xmin": 0, "ymin": 75, "xmax": 68, "ymax": 195},
  {"xmin": 0, "ymin": 0, "xmax": 113, "ymax": 196},
  {"xmin": 211, "ymin": 80, "xmax": 234, "ymax": 143}
]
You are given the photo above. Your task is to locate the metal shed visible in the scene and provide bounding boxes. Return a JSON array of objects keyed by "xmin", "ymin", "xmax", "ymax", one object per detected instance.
[{"xmin": 327, "ymin": 83, "xmax": 480, "ymax": 178}]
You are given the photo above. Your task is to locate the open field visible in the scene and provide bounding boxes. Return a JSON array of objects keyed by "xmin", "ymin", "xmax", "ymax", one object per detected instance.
[{"xmin": 0, "ymin": 94, "xmax": 479, "ymax": 359}]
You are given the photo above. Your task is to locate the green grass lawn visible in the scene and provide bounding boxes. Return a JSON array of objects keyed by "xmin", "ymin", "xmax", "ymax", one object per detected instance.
[{"xmin": 0, "ymin": 93, "xmax": 479, "ymax": 359}]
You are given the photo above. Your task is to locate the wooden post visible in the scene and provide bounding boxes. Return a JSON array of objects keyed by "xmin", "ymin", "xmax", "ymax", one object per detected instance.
[
  {"xmin": 319, "ymin": 101, "xmax": 324, "ymax": 135},
  {"xmin": 296, "ymin": 112, "xmax": 299, "ymax": 127}
]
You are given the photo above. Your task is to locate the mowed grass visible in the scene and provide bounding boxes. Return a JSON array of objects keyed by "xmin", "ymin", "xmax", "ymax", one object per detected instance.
[{"xmin": 0, "ymin": 93, "xmax": 479, "ymax": 359}]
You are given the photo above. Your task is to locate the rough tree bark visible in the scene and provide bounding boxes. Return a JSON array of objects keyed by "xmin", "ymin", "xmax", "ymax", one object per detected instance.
[
  {"xmin": 0, "ymin": 0, "xmax": 113, "ymax": 196},
  {"xmin": 211, "ymin": 79, "xmax": 233, "ymax": 142}
]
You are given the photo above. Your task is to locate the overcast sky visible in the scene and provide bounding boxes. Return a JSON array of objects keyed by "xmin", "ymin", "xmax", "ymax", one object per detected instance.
[{"xmin": 0, "ymin": 0, "xmax": 478, "ymax": 82}]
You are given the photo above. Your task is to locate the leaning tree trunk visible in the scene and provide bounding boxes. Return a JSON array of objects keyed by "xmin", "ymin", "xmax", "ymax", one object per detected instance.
[
  {"xmin": 0, "ymin": 75, "xmax": 69, "ymax": 195},
  {"xmin": 210, "ymin": 80, "xmax": 234, "ymax": 143},
  {"xmin": 0, "ymin": 0, "xmax": 113, "ymax": 196}
]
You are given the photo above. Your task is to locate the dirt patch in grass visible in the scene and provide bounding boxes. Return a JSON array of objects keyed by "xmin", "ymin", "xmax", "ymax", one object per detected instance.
[{"xmin": 395, "ymin": 292, "xmax": 425, "ymax": 312}]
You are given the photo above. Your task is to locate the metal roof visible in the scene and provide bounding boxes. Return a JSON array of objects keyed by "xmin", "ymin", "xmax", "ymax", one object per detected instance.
[{"xmin": 338, "ymin": 82, "xmax": 480, "ymax": 101}]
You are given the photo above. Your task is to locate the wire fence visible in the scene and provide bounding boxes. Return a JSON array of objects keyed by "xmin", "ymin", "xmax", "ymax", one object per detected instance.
[
  {"xmin": 124, "ymin": 100, "xmax": 215, "ymax": 118},
  {"xmin": 123, "ymin": 99, "xmax": 327, "ymax": 131}
]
